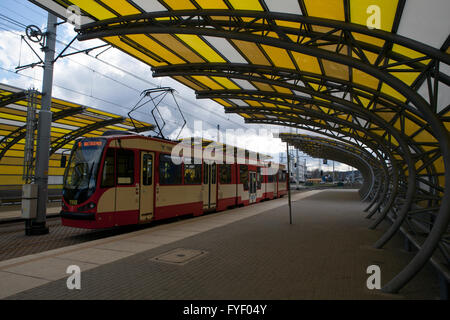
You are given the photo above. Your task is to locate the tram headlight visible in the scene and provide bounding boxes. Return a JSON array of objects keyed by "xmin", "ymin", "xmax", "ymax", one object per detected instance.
[{"xmin": 78, "ymin": 202, "xmax": 96, "ymax": 212}]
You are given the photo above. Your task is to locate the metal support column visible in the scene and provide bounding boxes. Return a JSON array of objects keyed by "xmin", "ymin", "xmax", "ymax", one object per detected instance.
[
  {"xmin": 333, "ymin": 160, "xmax": 335, "ymax": 182},
  {"xmin": 28, "ymin": 13, "xmax": 57, "ymax": 235},
  {"xmin": 286, "ymin": 142, "xmax": 292, "ymax": 225},
  {"xmin": 295, "ymin": 147, "xmax": 300, "ymax": 189},
  {"xmin": 295, "ymin": 128, "xmax": 299, "ymax": 189}
]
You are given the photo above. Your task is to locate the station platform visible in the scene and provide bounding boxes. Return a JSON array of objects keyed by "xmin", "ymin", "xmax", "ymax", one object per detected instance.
[
  {"xmin": 0, "ymin": 189, "xmax": 440, "ymax": 300},
  {"xmin": 0, "ymin": 203, "xmax": 61, "ymax": 223}
]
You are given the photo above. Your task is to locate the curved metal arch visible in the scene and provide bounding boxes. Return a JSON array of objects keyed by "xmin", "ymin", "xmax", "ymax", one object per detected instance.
[
  {"xmin": 184, "ymin": 69, "xmax": 440, "ymax": 153},
  {"xmin": 299, "ymin": 148, "xmax": 374, "ymax": 199},
  {"xmin": 77, "ymin": 10, "xmax": 450, "ymax": 66},
  {"xmin": 76, "ymin": 10, "xmax": 448, "ymax": 195},
  {"xmin": 207, "ymin": 85, "xmax": 440, "ymax": 216},
  {"xmin": 231, "ymin": 103, "xmax": 401, "ymax": 219},
  {"xmin": 202, "ymin": 88, "xmax": 437, "ymax": 196},
  {"xmin": 245, "ymin": 116, "xmax": 446, "ymax": 293},
  {"xmin": 298, "ymin": 147, "xmax": 375, "ymax": 198},
  {"xmin": 270, "ymin": 115, "xmax": 402, "ymax": 229},
  {"xmin": 264, "ymin": 116, "xmax": 394, "ymax": 206},
  {"xmin": 192, "ymin": 72, "xmax": 442, "ymax": 206},
  {"xmin": 179, "ymin": 68, "xmax": 441, "ymax": 193},
  {"xmin": 0, "ymin": 106, "xmax": 85, "ymax": 161},
  {"xmin": 78, "ymin": 10, "xmax": 449, "ymax": 249},
  {"xmin": 154, "ymin": 64, "xmax": 445, "ymax": 164},
  {"xmin": 75, "ymin": 9, "xmax": 450, "ymax": 294},
  {"xmin": 225, "ymin": 102, "xmax": 417, "ymax": 270},
  {"xmin": 0, "ymin": 90, "xmax": 27, "ymax": 108},
  {"xmin": 282, "ymin": 133, "xmax": 383, "ymax": 169},
  {"xmin": 153, "ymin": 63, "xmax": 421, "ymax": 117},
  {"xmin": 280, "ymin": 134, "xmax": 380, "ymax": 200},
  {"xmin": 48, "ymin": 117, "xmax": 124, "ymax": 155},
  {"xmin": 227, "ymin": 103, "xmax": 405, "ymax": 216},
  {"xmin": 75, "ymin": 10, "xmax": 449, "ymax": 139}
]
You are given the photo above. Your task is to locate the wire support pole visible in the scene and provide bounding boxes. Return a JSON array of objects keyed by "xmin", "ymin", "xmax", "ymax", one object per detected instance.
[
  {"xmin": 30, "ymin": 13, "xmax": 57, "ymax": 236},
  {"xmin": 286, "ymin": 142, "xmax": 293, "ymax": 225}
]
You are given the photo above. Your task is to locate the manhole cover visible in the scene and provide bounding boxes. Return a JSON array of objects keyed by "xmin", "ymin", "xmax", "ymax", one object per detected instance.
[{"xmin": 150, "ymin": 248, "xmax": 207, "ymax": 265}]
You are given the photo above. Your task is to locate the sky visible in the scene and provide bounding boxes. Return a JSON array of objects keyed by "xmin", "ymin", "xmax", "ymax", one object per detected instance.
[{"xmin": 0, "ymin": 0, "xmax": 354, "ymax": 172}]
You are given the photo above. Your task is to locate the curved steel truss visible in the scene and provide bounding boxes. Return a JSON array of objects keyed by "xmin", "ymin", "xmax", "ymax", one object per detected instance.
[
  {"xmin": 28, "ymin": 2, "xmax": 450, "ymax": 295},
  {"xmin": 280, "ymin": 133, "xmax": 383, "ymax": 201}
]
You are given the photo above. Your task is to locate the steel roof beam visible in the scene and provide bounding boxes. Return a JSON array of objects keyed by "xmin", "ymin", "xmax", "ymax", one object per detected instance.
[
  {"xmin": 0, "ymin": 91, "xmax": 28, "ymax": 108},
  {"xmin": 49, "ymin": 117, "xmax": 124, "ymax": 155},
  {"xmin": 0, "ymin": 106, "xmax": 85, "ymax": 161}
]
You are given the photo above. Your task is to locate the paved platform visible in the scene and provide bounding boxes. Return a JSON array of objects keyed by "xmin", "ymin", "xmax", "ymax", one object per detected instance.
[
  {"xmin": 0, "ymin": 203, "xmax": 61, "ymax": 222},
  {"xmin": 0, "ymin": 189, "xmax": 439, "ymax": 299}
]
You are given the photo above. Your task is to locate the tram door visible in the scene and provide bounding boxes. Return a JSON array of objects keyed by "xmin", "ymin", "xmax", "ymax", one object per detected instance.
[
  {"xmin": 139, "ymin": 152, "xmax": 154, "ymax": 222},
  {"xmin": 203, "ymin": 163, "xmax": 217, "ymax": 210},
  {"xmin": 249, "ymin": 171, "xmax": 257, "ymax": 203}
]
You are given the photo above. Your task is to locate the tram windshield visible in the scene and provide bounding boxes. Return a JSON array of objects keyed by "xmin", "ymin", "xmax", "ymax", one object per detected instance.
[{"xmin": 63, "ymin": 139, "xmax": 106, "ymax": 205}]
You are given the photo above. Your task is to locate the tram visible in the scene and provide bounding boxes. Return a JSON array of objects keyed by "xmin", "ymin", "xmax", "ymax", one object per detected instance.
[{"xmin": 60, "ymin": 134, "xmax": 287, "ymax": 229}]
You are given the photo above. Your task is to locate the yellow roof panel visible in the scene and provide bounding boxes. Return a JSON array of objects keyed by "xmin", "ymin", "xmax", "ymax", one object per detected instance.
[
  {"xmin": 152, "ymin": 34, "xmax": 205, "ymax": 63},
  {"xmin": 192, "ymin": 76, "xmax": 224, "ymax": 90},
  {"xmin": 211, "ymin": 77, "xmax": 240, "ymax": 90},
  {"xmin": 291, "ymin": 52, "xmax": 322, "ymax": 74},
  {"xmin": 350, "ymin": 0, "xmax": 398, "ymax": 32},
  {"xmin": 177, "ymin": 34, "xmax": 226, "ymax": 63},
  {"xmin": 101, "ymin": 0, "xmax": 141, "ymax": 15},
  {"xmin": 228, "ymin": 0, "xmax": 263, "ymax": 11},
  {"xmin": 173, "ymin": 76, "xmax": 206, "ymax": 91},
  {"xmin": 104, "ymin": 36, "xmax": 166, "ymax": 66},
  {"xmin": 162, "ymin": 0, "xmax": 196, "ymax": 10},
  {"xmin": 304, "ymin": 0, "xmax": 345, "ymax": 21},
  {"xmin": 232, "ymin": 40, "xmax": 271, "ymax": 66},
  {"xmin": 71, "ymin": 0, "xmax": 116, "ymax": 19},
  {"xmin": 261, "ymin": 45, "xmax": 296, "ymax": 70},
  {"xmin": 127, "ymin": 34, "xmax": 185, "ymax": 64},
  {"xmin": 195, "ymin": 0, "xmax": 228, "ymax": 9}
]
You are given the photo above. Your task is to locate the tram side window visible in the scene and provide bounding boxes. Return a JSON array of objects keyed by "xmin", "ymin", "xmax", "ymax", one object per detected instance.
[
  {"xmin": 219, "ymin": 164, "xmax": 232, "ymax": 184},
  {"xmin": 268, "ymin": 173, "xmax": 274, "ymax": 183},
  {"xmin": 278, "ymin": 170, "xmax": 287, "ymax": 182},
  {"xmin": 184, "ymin": 163, "xmax": 201, "ymax": 184},
  {"xmin": 211, "ymin": 164, "xmax": 216, "ymax": 184},
  {"xmin": 203, "ymin": 165, "xmax": 208, "ymax": 184},
  {"xmin": 257, "ymin": 167, "xmax": 262, "ymax": 189},
  {"xmin": 117, "ymin": 149, "xmax": 134, "ymax": 185},
  {"xmin": 240, "ymin": 165, "xmax": 249, "ymax": 191},
  {"xmin": 142, "ymin": 154, "xmax": 153, "ymax": 185},
  {"xmin": 101, "ymin": 148, "xmax": 115, "ymax": 188},
  {"xmin": 159, "ymin": 154, "xmax": 182, "ymax": 185}
]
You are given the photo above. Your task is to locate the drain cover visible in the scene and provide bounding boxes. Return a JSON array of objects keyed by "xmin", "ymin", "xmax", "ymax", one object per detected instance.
[{"xmin": 150, "ymin": 248, "xmax": 207, "ymax": 265}]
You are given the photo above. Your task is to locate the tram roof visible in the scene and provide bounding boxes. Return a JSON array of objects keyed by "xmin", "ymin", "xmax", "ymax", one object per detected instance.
[{"xmin": 178, "ymin": 136, "xmax": 273, "ymax": 161}]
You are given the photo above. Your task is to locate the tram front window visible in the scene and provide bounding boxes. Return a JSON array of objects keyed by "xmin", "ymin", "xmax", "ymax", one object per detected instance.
[{"xmin": 63, "ymin": 139, "xmax": 105, "ymax": 205}]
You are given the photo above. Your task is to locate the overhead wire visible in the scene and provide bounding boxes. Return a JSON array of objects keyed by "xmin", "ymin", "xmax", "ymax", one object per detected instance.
[{"xmin": 0, "ymin": 9, "xmax": 270, "ymax": 133}]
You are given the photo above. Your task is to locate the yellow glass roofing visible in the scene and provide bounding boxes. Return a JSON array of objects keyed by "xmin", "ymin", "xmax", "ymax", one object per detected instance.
[
  {"xmin": 30, "ymin": 1, "xmax": 448, "ymax": 110},
  {"xmin": 28, "ymin": 0, "xmax": 450, "ymax": 200},
  {"xmin": 0, "ymin": 83, "xmax": 153, "ymax": 188}
]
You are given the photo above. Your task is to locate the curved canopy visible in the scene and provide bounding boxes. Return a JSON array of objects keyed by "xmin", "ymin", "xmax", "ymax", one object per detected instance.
[
  {"xmin": 0, "ymin": 83, "xmax": 153, "ymax": 189},
  {"xmin": 29, "ymin": 0, "xmax": 450, "ymax": 294},
  {"xmin": 280, "ymin": 133, "xmax": 382, "ymax": 199}
]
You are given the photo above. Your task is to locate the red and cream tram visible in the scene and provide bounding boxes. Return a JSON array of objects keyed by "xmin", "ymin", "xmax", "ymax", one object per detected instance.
[{"xmin": 61, "ymin": 134, "xmax": 287, "ymax": 229}]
